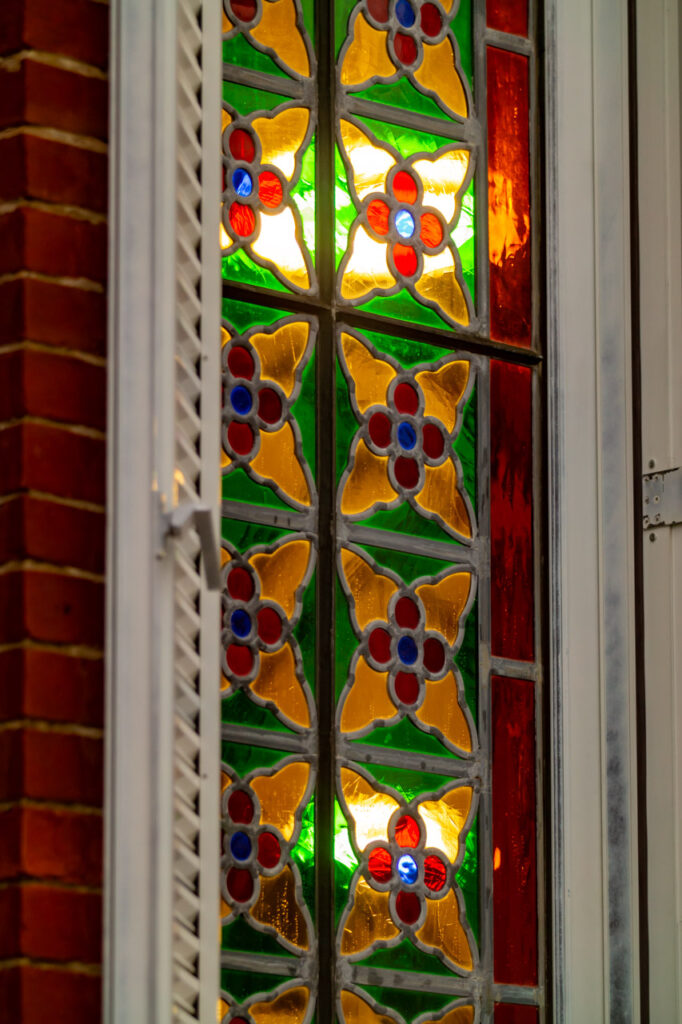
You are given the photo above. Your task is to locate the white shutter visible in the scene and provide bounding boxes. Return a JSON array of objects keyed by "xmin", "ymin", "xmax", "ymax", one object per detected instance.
[{"xmin": 106, "ymin": 1, "xmax": 221, "ymax": 1022}]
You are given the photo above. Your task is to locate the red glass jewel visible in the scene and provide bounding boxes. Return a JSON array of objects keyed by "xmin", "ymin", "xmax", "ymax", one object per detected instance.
[
  {"xmin": 486, "ymin": 0, "xmax": 528, "ymax": 36},
  {"xmin": 394, "ymin": 671, "xmax": 419, "ymax": 705},
  {"xmin": 257, "ymin": 606, "xmax": 282, "ymax": 645},
  {"xmin": 490, "ymin": 361, "xmax": 533, "ymax": 660},
  {"xmin": 229, "ymin": 128, "xmax": 256, "ymax": 162},
  {"xmin": 394, "ymin": 596, "xmax": 419, "ymax": 629},
  {"xmin": 367, "ymin": 0, "xmax": 390, "ymax": 21},
  {"xmin": 422, "ymin": 422, "xmax": 445, "ymax": 459},
  {"xmin": 394, "ymin": 814, "xmax": 420, "ymax": 848},
  {"xmin": 492, "ymin": 675, "xmax": 537, "ymax": 985},
  {"xmin": 395, "ymin": 890, "xmax": 421, "ymax": 924},
  {"xmin": 368, "ymin": 627, "xmax": 392, "ymax": 664},
  {"xmin": 424, "ymin": 854, "xmax": 447, "ymax": 891},
  {"xmin": 227, "ymin": 345, "xmax": 255, "ymax": 380},
  {"xmin": 367, "ymin": 199, "xmax": 391, "ymax": 236},
  {"xmin": 258, "ymin": 171, "xmax": 283, "ymax": 208},
  {"xmin": 392, "ymin": 170, "xmax": 418, "ymax": 204},
  {"xmin": 229, "ymin": 202, "xmax": 256, "ymax": 238},
  {"xmin": 230, "ymin": 0, "xmax": 257, "ymax": 22},
  {"xmin": 494, "ymin": 1006, "xmax": 539, "ymax": 1024},
  {"xmin": 257, "ymin": 387, "xmax": 282, "ymax": 424},
  {"xmin": 227, "ymin": 566, "xmax": 255, "ymax": 601},
  {"xmin": 394, "ymin": 456, "xmax": 419, "ymax": 489},
  {"xmin": 232, "ymin": 1018, "xmax": 250, "ymax": 1024},
  {"xmin": 226, "ymin": 866, "xmax": 254, "ymax": 903},
  {"xmin": 368, "ymin": 846, "xmax": 393, "ymax": 882},
  {"xmin": 368, "ymin": 412, "xmax": 392, "ymax": 449},
  {"xmin": 257, "ymin": 831, "xmax": 281, "ymax": 868},
  {"xmin": 423, "ymin": 637, "xmax": 445, "ymax": 673},
  {"xmin": 394, "ymin": 32, "xmax": 418, "ymax": 65},
  {"xmin": 226, "ymin": 643, "xmax": 254, "ymax": 677},
  {"xmin": 487, "ymin": 48, "xmax": 531, "ymax": 346},
  {"xmin": 227, "ymin": 788, "xmax": 255, "ymax": 824},
  {"xmin": 419, "ymin": 211, "xmax": 444, "ymax": 248},
  {"xmin": 420, "ymin": 2, "xmax": 442, "ymax": 36},
  {"xmin": 393, "ymin": 382, "xmax": 419, "ymax": 414},
  {"xmin": 393, "ymin": 243, "xmax": 418, "ymax": 277},
  {"xmin": 227, "ymin": 421, "xmax": 254, "ymax": 456}
]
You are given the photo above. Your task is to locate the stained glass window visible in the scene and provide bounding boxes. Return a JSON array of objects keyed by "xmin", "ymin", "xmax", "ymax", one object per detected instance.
[{"xmin": 220, "ymin": 1, "xmax": 543, "ymax": 1020}]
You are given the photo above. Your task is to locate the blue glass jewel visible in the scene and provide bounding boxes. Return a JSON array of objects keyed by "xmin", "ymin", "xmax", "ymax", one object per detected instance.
[
  {"xmin": 230, "ymin": 608, "xmax": 251, "ymax": 638},
  {"xmin": 231, "ymin": 384, "xmax": 253, "ymax": 415},
  {"xmin": 397, "ymin": 421, "xmax": 417, "ymax": 450},
  {"xmin": 395, "ymin": 208, "xmax": 416, "ymax": 239},
  {"xmin": 230, "ymin": 831, "xmax": 252, "ymax": 861},
  {"xmin": 398, "ymin": 635, "xmax": 418, "ymax": 665},
  {"xmin": 232, "ymin": 167, "xmax": 253, "ymax": 198},
  {"xmin": 396, "ymin": 0, "xmax": 416, "ymax": 27},
  {"xmin": 397, "ymin": 853, "xmax": 419, "ymax": 884}
]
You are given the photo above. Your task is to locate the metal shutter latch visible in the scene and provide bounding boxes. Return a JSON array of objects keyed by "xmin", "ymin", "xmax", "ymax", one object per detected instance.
[
  {"xmin": 643, "ymin": 467, "xmax": 682, "ymax": 529},
  {"xmin": 161, "ymin": 501, "xmax": 222, "ymax": 590}
]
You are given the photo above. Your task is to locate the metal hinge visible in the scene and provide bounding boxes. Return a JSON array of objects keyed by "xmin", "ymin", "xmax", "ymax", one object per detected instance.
[
  {"xmin": 161, "ymin": 501, "xmax": 222, "ymax": 590},
  {"xmin": 642, "ymin": 467, "xmax": 682, "ymax": 529}
]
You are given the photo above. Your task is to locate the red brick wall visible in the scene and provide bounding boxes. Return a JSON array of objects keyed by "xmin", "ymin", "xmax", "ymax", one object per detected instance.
[{"xmin": 0, "ymin": 1, "xmax": 108, "ymax": 1019}]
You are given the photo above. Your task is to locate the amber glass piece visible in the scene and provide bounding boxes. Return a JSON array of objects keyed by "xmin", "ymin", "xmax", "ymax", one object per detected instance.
[
  {"xmin": 415, "ymin": 249, "xmax": 469, "ymax": 326},
  {"xmin": 413, "ymin": 36, "xmax": 468, "ymax": 118},
  {"xmin": 340, "ymin": 766, "xmax": 400, "ymax": 850},
  {"xmin": 341, "ymin": 440, "xmax": 398, "ymax": 515},
  {"xmin": 492, "ymin": 676, "xmax": 537, "ymax": 984},
  {"xmin": 252, "ymin": 108, "xmax": 309, "ymax": 182},
  {"xmin": 487, "ymin": 48, "xmax": 531, "ymax": 346},
  {"xmin": 415, "ymin": 672, "xmax": 473, "ymax": 752},
  {"xmin": 494, "ymin": 1006, "xmax": 538, "ymax": 1024},
  {"xmin": 490, "ymin": 361, "xmax": 533, "ymax": 659},
  {"xmin": 249, "ymin": 322, "xmax": 310, "ymax": 397},
  {"xmin": 221, "ymin": 769, "xmax": 233, "ymax": 794},
  {"xmin": 340, "ymin": 548, "xmax": 399, "ymax": 629},
  {"xmin": 340, "ymin": 877, "xmax": 400, "ymax": 954},
  {"xmin": 413, "ymin": 150, "xmax": 469, "ymax": 225},
  {"xmin": 418, "ymin": 785, "xmax": 473, "ymax": 862},
  {"xmin": 424, "ymin": 1007, "xmax": 475, "ymax": 1024},
  {"xmin": 341, "ymin": 225, "xmax": 397, "ymax": 300},
  {"xmin": 251, "ymin": 207, "xmax": 310, "ymax": 291},
  {"xmin": 415, "ymin": 572, "xmax": 471, "ymax": 645},
  {"xmin": 249, "ymin": 539, "xmax": 311, "ymax": 618},
  {"xmin": 340, "ymin": 656, "xmax": 397, "ymax": 733},
  {"xmin": 340, "ymin": 14, "xmax": 394, "ymax": 87},
  {"xmin": 414, "ymin": 460, "xmax": 472, "ymax": 539},
  {"xmin": 249, "ymin": 420, "xmax": 313, "ymax": 506},
  {"xmin": 340, "ymin": 989, "xmax": 401, "ymax": 1024},
  {"xmin": 416, "ymin": 889, "xmax": 474, "ymax": 971},
  {"xmin": 249, "ymin": 646, "xmax": 313, "ymax": 729},
  {"xmin": 414, "ymin": 361, "xmax": 470, "ymax": 433},
  {"xmin": 249, "ymin": 986, "xmax": 310, "ymax": 1024},
  {"xmin": 340, "ymin": 332, "xmax": 397, "ymax": 413},
  {"xmin": 251, "ymin": 761, "xmax": 310, "ymax": 840},
  {"xmin": 250, "ymin": 0, "xmax": 311, "ymax": 77},
  {"xmin": 487, "ymin": 0, "xmax": 528, "ymax": 37},
  {"xmin": 340, "ymin": 119, "xmax": 397, "ymax": 201},
  {"xmin": 250, "ymin": 866, "xmax": 309, "ymax": 949}
]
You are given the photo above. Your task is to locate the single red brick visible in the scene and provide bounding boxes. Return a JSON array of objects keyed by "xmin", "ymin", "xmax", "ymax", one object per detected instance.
[
  {"xmin": 19, "ymin": 964, "xmax": 101, "ymax": 1024},
  {"xmin": 0, "ymin": 134, "xmax": 108, "ymax": 213},
  {"xmin": 0, "ymin": 277, "xmax": 106, "ymax": 355},
  {"xmin": 0, "ymin": 348, "xmax": 106, "ymax": 429},
  {"xmin": 0, "ymin": 570, "xmax": 105, "ymax": 646},
  {"xmin": 19, "ymin": 806, "xmax": 102, "ymax": 885},
  {"xmin": 0, "ymin": 806, "xmax": 23, "ymax": 878},
  {"xmin": 0, "ymin": 729, "xmax": 103, "ymax": 805},
  {"xmin": 0, "ymin": 885, "xmax": 102, "ymax": 962},
  {"xmin": 0, "ymin": 495, "xmax": 105, "ymax": 572},
  {"xmin": 0, "ymin": 66, "xmax": 23, "ymax": 128},
  {"xmin": 0, "ymin": 0, "xmax": 109, "ymax": 69},
  {"xmin": 0, "ymin": 61, "xmax": 108, "ymax": 139},
  {"xmin": 0, "ymin": 649, "xmax": 104, "ymax": 726},
  {"xmin": 0, "ymin": 731, "xmax": 23, "ymax": 799},
  {"xmin": 0, "ymin": 207, "xmax": 107, "ymax": 283},
  {"xmin": 0, "ymin": 422, "xmax": 105, "ymax": 503}
]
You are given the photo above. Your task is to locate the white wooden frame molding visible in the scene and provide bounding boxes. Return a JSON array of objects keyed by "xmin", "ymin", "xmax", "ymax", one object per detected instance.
[
  {"xmin": 546, "ymin": 0, "xmax": 642, "ymax": 1019},
  {"xmin": 105, "ymin": 1, "xmax": 222, "ymax": 1021}
]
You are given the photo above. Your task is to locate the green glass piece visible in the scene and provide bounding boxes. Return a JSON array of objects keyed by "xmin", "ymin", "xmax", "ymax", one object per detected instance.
[
  {"xmin": 356, "ymin": 542, "xmax": 460, "ymax": 581},
  {"xmin": 222, "ymin": 916, "xmax": 294, "ymax": 957},
  {"xmin": 222, "ymin": 80, "xmax": 292, "ymax": 115},
  {"xmin": 221, "ymin": 741, "xmax": 286, "ymax": 776},
  {"xmin": 352, "ymin": 715, "xmax": 466, "ymax": 759},
  {"xmin": 361, "ymin": 986, "xmax": 457, "ymax": 1020},
  {"xmin": 361, "ymin": 500, "xmax": 466, "ymax": 545},
  {"xmin": 290, "ymin": 350, "xmax": 317, "ymax": 479},
  {"xmin": 223, "ymin": 33, "xmax": 289, "ymax": 78},
  {"xmin": 362, "ymin": 290, "xmax": 455, "ymax": 331},
  {"xmin": 455, "ymin": 813, "xmax": 479, "ymax": 944},
  {"xmin": 334, "ymin": 798, "xmax": 360, "ymax": 924},
  {"xmin": 292, "ymin": 797, "xmax": 316, "ymax": 915},
  {"xmin": 335, "ymin": 147, "xmax": 355, "ymax": 270},
  {"xmin": 459, "ymin": 597, "xmax": 478, "ymax": 725},
  {"xmin": 361, "ymin": 762, "xmax": 455, "ymax": 802},
  {"xmin": 454, "ymin": 0, "xmax": 474, "ymax": 89},
  {"xmin": 221, "ymin": 969, "xmax": 290, "ymax": 1004},
  {"xmin": 291, "ymin": 135, "xmax": 316, "ymax": 256},
  {"xmin": 355, "ymin": 114, "xmax": 457, "ymax": 157},
  {"xmin": 222, "ymin": 298, "xmax": 290, "ymax": 332},
  {"xmin": 221, "ymin": 517, "xmax": 293, "ymax": 549},
  {"xmin": 356, "ymin": 77, "xmax": 452, "ymax": 123},
  {"xmin": 297, "ymin": 566, "xmax": 316, "ymax": 696},
  {"xmin": 222, "ymin": 687, "xmax": 294, "ymax": 732},
  {"xmin": 223, "ymin": 467, "xmax": 295, "ymax": 511},
  {"xmin": 222, "ymin": 248, "xmax": 289, "ymax": 292},
  {"xmin": 363, "ymin": 936, "xmax": 455, "ymax": 976}
]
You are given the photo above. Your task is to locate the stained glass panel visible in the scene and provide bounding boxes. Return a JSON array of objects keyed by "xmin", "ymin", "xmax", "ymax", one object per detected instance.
[{"xmin": 221, "ymin": 0, "xmax": 543, "ymax": 1019}]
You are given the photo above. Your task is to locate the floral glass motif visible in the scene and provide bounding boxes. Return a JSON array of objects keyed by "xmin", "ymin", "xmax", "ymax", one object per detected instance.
[
  {"xmin": 222, "ymin": 317, "xmax": 316, "ymax": 509},
  {"xmin": 221, "ymin": 536, "xmax": 316, "ymax": 731},
  {"xmin": 219, "ymin": 982, "xmax": 313, "ymax": 1024},
  {"xmin": 337, "ymin": 118, "xmax": 473, "ymax": 327},
  {"xmin": 339, "ymin": 0, "xmax": 471, "ymax": 122},
  {"xmin": 222, "ymin": 103, "xmax": 316, "ymax": 293},
  {"xmin": 338, "ymin": 330, "xmax": 475, "ymax": 540},
  {"xmin": 221, "ymin": 759, "xmax": 315, "ymax": 953},
  {"xmin": 337, "ymin": 546, "xmax": 476, "ymax": 755},
  {"xmin": 338, "ymin": 765, "xmax": 477, "ymax": 973},
  {"xmin": 340, "ymin": 989, "xmax": 476, "ymax": 1024},
  {"xmin": 223, "ymin": 0, "xmax": 315, "ymax": 80}
]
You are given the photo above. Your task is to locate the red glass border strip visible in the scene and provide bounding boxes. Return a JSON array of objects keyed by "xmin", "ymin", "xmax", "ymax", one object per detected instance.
[
  {"xmin": 487, "ymin": 47, "xmax": 532, "ymax": 348},
  {"xmin": 490, "ymin": 360, "xmax": 534, "ymax": 661},
  {"xmin": 494, "ymin": 1004, "xmax": 539, "ymax": 1023},
  {"xmin": 486, "ymin": 0, "xmax": 529, "ymax": 38},
  {"xmin": 492, "ymin": 675, "xmax": 538, "ymax": 985}
]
